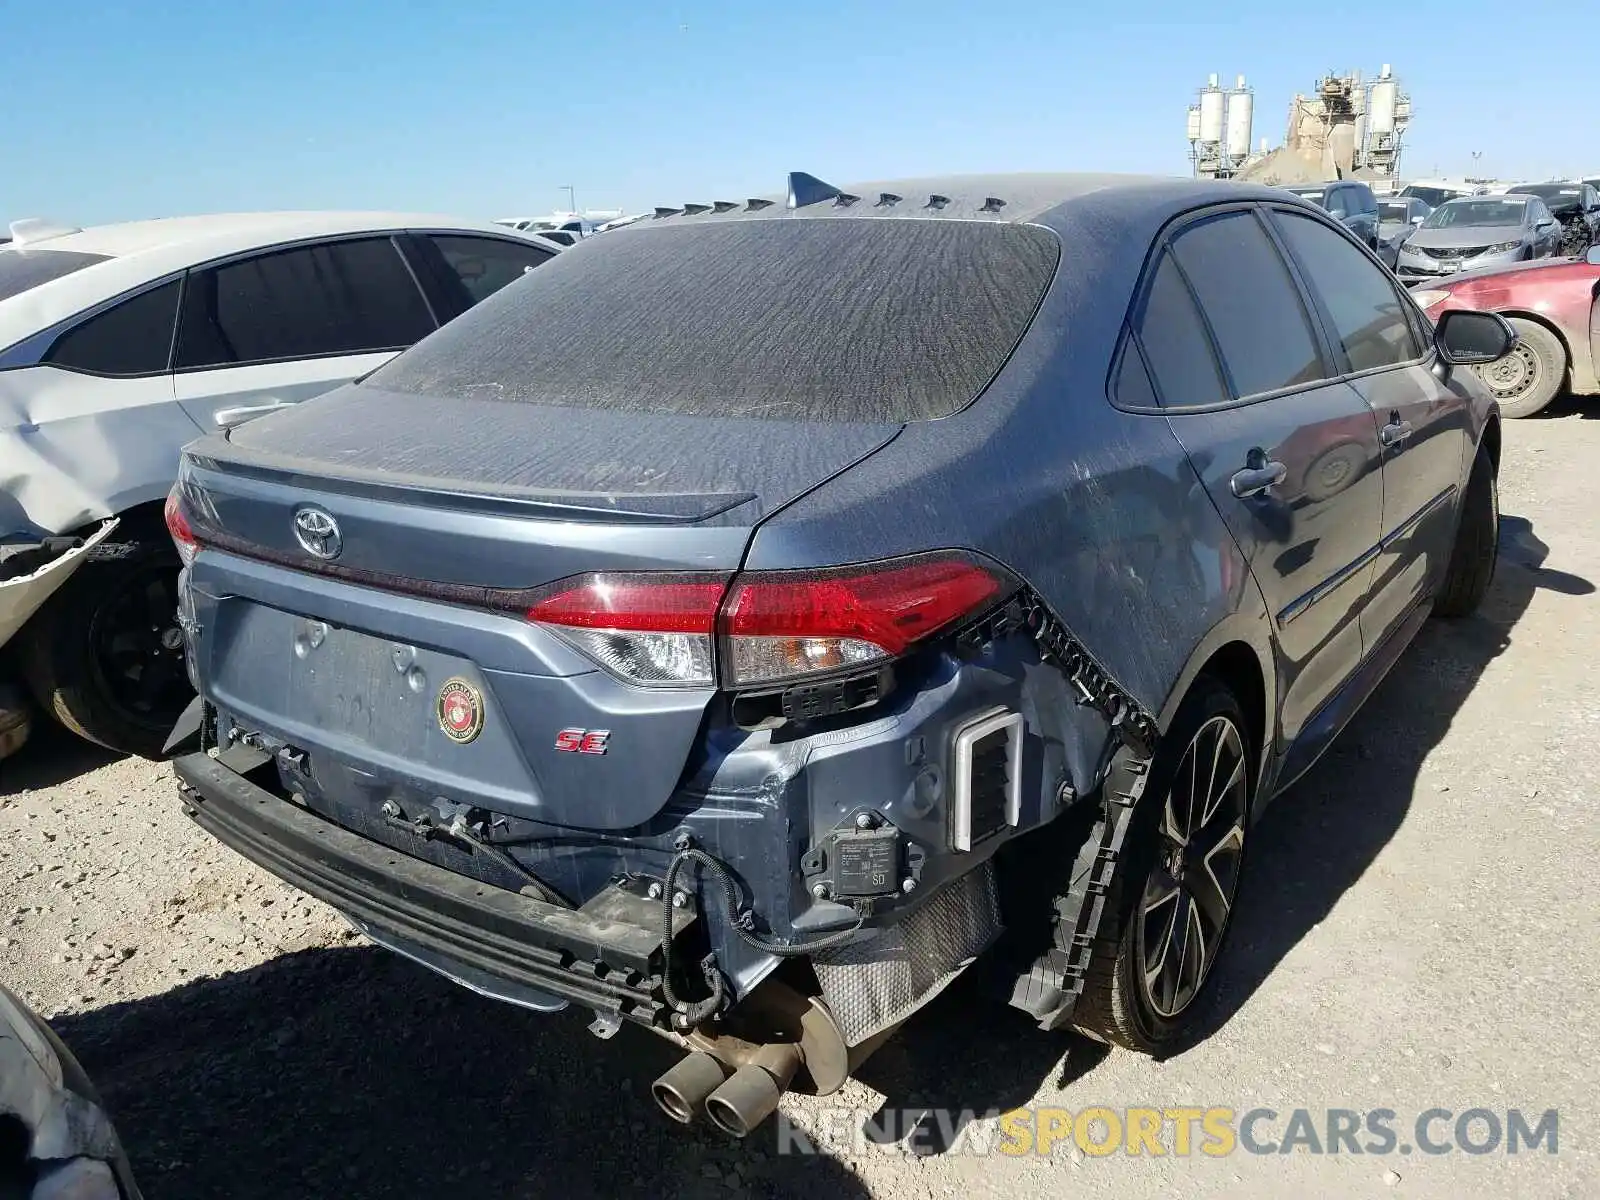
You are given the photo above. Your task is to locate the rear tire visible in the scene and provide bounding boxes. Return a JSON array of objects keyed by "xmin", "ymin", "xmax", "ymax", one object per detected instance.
[
  {"xmin": 20, "ymin": 541, "xmax": 192, "ymax": 759},
  {"xmin": 1069, "ymin": 678, "xmax": 1252, "ymax": 1054},
  {"xmin": 1474, "ymin": 318, "xmax": 1566, "ymax": 418},
  {"xmin": 1433, "ymin": 446, "xmax": 1499, "ymax": 619}
]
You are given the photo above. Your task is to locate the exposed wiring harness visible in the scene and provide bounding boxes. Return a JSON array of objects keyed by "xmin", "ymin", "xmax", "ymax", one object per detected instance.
[{"xmin": 659, "ymin": 844, "xmax": 867, "ymax": 1029}]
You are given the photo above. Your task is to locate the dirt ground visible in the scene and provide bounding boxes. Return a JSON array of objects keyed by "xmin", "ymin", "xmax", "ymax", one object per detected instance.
[{"xmin": 2, "ymin": 402, "xmax": 1597, "ymax": 1200}]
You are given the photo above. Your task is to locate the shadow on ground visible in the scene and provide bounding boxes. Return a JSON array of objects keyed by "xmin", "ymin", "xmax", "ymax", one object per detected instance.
[
  {"xmin": 54, "ymin": 945, "xmax": 870, "ymax": 1200},
  {"xmin": 46, "ymin": 516, "xmax": 1589, "ymax": 1186},
  {"xmin": 0, "ymin": 716, "xmax": 121, "ymax": 796}
]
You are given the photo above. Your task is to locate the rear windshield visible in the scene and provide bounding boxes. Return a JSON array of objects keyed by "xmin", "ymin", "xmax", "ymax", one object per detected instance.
[
  {"xmin": 367, "ymin": 218, "xmax": 1061, "ymax": 422},
  {"xmin": 0, "ymin": 248, "xmax": 110, "ymax": 303}
]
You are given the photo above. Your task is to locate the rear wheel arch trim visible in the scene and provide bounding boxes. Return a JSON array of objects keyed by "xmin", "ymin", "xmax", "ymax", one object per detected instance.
[{"xmin": 1154, "ymin": 616, "xmax": 1276, "ymax": 789}]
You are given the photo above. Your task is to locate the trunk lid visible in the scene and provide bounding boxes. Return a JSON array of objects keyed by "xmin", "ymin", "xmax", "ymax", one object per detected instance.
[{"xmin": 178, "ymin": 385, "xmax": 899, "ymax": 831}]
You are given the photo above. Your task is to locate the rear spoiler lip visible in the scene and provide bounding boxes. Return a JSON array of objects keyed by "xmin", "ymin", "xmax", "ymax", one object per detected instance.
[{"xmin": 183, "ymin": 446, "xmax": 757, "ymax": 526}]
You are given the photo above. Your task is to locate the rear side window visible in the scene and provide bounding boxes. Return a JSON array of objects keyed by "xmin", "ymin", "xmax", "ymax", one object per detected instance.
[
  {"xmin": 0, "ymin": 249, "xmax": 110, "ymax": 303},
  {"xmin": 1132, "ymin": 255, "xmax": 1227, "ymax": 407},
  {"xmin": 175, "ymin": 237, "xmax": 435, "ymax": 370},
  {"xmin": 45, "ymin": 279, "xmax": 181, "ymax": 376},
  {"xmin": 1169, "ymin": 211, "xmax": 1326, "ymax": 398},
  {"xmin": 368, "ymin": 219, "xmax": 1062, "ymax": 422},
  {"xmin": 429, "ymin": 235, "xmax": 554, "ymax": 305},
  {"xmin": 1274, "ymin": 212, "xmax": 1421, "ymax": 372}
]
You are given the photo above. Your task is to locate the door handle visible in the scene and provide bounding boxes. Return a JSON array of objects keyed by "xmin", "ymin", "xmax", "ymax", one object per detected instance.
[
  {"xmin": 212, "ymin": 400, "xmax": 295, "ymax": 429},
  {"xmin": 1229, "ymin": 457, "xmax": 1288, "ymax": 499},
  {"xmin": 1380, "ymin": 418, "xmax": 1413, "ymax": 448}
]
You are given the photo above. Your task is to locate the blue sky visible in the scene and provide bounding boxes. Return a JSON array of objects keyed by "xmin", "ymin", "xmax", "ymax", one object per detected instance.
[{"xmin": 3, "ymin": 0, "xmax": 1593, "ymax": 226}]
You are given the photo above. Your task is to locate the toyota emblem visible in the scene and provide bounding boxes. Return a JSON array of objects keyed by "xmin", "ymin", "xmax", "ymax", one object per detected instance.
[{"xmin": 293, "ymin": 506, "xmax": 342, "ymax": 560}]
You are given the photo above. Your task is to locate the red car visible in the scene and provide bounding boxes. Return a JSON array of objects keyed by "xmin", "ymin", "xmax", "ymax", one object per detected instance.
[{"xmin": 1410, "ymin": 246, "xmax": 1600, "ymax": 417}]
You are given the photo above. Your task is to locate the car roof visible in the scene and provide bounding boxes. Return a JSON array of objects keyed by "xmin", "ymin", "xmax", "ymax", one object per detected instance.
[
  {"xmin": 629, "ymin": 171, "xmax": 1317, "ymax": 232},
  {"xmin": 25, "ymin": 210, "xmax": 536, "ymax": 258},
  {"xmin": 1, "ymin": 212, "xmax": 559, "ymax": 348}
]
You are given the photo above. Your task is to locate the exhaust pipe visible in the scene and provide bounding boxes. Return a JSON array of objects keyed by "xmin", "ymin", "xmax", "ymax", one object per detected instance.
[
  {"xmin": 651, "ymin": 1051, "xmax": 728, "ymax": 1124},
  {"xmin": 704, "ymin": 1043, "xmax": 802, "ymax": 1138}
]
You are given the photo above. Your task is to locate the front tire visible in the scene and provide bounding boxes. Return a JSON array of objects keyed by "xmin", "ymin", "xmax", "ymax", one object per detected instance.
[
  {"xmin": 20, "ymin": 541, "xmax": 192, "ymax": 759},
  {"xmin": 1474, "ymin": 318, "xmax": 1566, "ymax": 418},
  {"xmin": 1070, "ymin": 679, "xmax": 1252, "ymax": 1053}
]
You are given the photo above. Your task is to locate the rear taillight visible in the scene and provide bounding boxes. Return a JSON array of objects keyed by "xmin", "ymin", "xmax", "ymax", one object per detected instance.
[
  {"xmin": 164, "ymin": 484, "xmax": 199, "ymax": 568},
  {"xmin": 527, "ymin": 552, "xmax": 1014, "ymax": 690},
  {"xmin": 528, "ymin": 573, "xmax": 729, "ymax": 687}
]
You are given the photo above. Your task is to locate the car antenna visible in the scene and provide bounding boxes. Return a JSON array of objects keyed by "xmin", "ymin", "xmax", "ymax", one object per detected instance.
[
  {"xmin": 745, "ymin": 198, "xmax": 775, "ymax": 211},
  {"xmin": 652, "ymin": 206, "xmax": 682, "ymax": 219},
  {"xmin": 681, "ymin": 203, "xmax": 711, "ymax": 216},
  {"xmin": 787, "ymin": 171, "xmax": 843, "ymax": 209},
  {"xmin": 979, "ymin": 197, "xmax": 1006, "ymax": 213},
  {"xmin": 712, "ymin": 201, "xmax": 739, "ymax": 213}
]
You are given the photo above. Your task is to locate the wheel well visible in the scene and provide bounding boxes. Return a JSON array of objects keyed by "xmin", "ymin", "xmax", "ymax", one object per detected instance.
[
  {"xmin": 1480, "ymin": 414, "xmax": 1501, "ymax": 472},
  {"xmin": 102, "ymin": 499, "xmax": 168, "ymax": 543},
  {"xmin": 1197, "ymin": 641, "xmax": 1266, "ymax": 773},
  {"xmin": 1501, "ymin": 310, "xmax": 1575, "ymax": 376}
]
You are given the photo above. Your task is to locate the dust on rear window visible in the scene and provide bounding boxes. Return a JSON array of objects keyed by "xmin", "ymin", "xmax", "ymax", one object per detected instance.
[
  {"xmin": 0, "ymin": 249, "xmax": 111, "ymax": 303},
  {"xmin": 366, "ymin": 218, "xmax": 1061, "ymax": 422}
]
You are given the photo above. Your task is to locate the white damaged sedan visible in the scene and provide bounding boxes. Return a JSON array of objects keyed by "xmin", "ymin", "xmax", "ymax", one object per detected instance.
[
  {"xmin": 0, "ymin": 982, "xmax": 140, "ymax": 1198},
  {"xmin": 0, "ymin": 214, "xmax": 560, "ymax": 759}
]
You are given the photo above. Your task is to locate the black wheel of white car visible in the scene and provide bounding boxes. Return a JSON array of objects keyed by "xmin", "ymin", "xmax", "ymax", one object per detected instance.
[
  {"xmin": 21, "ymin": 541, "xmax": 191, "ymax": 759},
  {"xmin": 1070, "ymin": 678, "xmax": 1252, "ymax": 1053},
  {"xmin": 1475, "ymin": 319, "xmax": 1566, "ymax": 418}
]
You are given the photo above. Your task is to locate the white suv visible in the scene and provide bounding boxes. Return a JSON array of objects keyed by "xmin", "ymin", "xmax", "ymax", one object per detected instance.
[{"xmin": 0, "ymin": 212, "xmax": 560, "ymax": 759}]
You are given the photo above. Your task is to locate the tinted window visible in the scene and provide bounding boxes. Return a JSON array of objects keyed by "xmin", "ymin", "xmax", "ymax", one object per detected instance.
[
  {"xmin": 1111, "ymin": 339, "xmax": 1159, "ymax": 408},
  {"xmin": 0, "ymin": 248, "xmax": 110, "ymax": 303},
  {"xmin": 45, "ymin": 280, "xmax": 181, "ymax": 375},
  {"xmin": 175, "ymin": 238, "xmax": 434, "ymax": 370},
  {"xmin": 369, "ymin": 219, "xmax": 1061, "ymax": 423},
  {"xmin": 429, "ymin": 235, "xmax": 554, "ymax": 305},
  {"xmin": 1132, "ymin": 254, "xmax": 1227, "ymax": 407},
  {"xmin": 1275, "ymin": 212, "xmax": 1421, "ymax": 372},
  {"xmin": 1169, "ymin": 212, "xmax": 1325, "ymax": 397},
  {"xmin": 1349, "ymin": 186, "xmax": 1377, "ymax": 215}
]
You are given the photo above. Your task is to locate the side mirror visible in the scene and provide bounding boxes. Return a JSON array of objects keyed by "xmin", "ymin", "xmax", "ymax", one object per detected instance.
[
  {"xmin": 1435, "ymin": 310, "xmax": 1517, "ymax": 366},
  {"xmin": 1412, "ymin": 215, "xmax": 1425, "ymax": 226},
  {"xmin": 1587, "ymin": 245, "xmax": 1600, "ymax": 266}
]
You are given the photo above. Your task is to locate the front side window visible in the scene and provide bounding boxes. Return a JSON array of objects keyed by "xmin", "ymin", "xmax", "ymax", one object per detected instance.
[
  {"xmin": 175, "ymin": 237, "xmax": 435, "ymax": 370},
  {"xmin": 44, "ymin": 279, "xmax": 181, "ymax": 376},
  {"xmin": 1275, "ymin": 212, "xmax": 1421, "ymax": 373},
  {"xmin": 1169, "ymin": 211, "xmax": 1326, "ymax": 398},
  {"xmin": 428, "ymin": 235, "xmax": 554, "ymax": 306}
]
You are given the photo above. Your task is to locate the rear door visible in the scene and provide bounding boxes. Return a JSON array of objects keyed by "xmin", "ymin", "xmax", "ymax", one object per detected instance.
[
  {"xmin": 172, "ymin": 236, "xmax": 438, "ymax": 433},
  {"xmin": 1134, "ymin": 207, "xmax": 1385, "ymax": 745},
  {"xmin": 1269, "ymin": 206, "xmax": 1468, "ymax": 652}
]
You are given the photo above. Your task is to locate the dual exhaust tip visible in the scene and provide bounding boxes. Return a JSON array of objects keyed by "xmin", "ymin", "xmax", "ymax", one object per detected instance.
[{"xmin": 651, "ymin": 1046, "xmax": 800, "ymax": 1138}]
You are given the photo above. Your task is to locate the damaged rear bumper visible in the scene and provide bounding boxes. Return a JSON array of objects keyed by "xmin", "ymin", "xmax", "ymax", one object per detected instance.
[
  {"xmin": 171, "ymin": 749, "xmax": 689, "ymax": 1030},
  {"xmin": 0, "ymin": 519, "xmax": 118, "ymax": 650}
]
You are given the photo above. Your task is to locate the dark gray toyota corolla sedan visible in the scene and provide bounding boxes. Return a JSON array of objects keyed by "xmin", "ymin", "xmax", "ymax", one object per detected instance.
[{"xmin": 162, "ymin": 172, "xmax": 1512, "ymax": 1137}]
